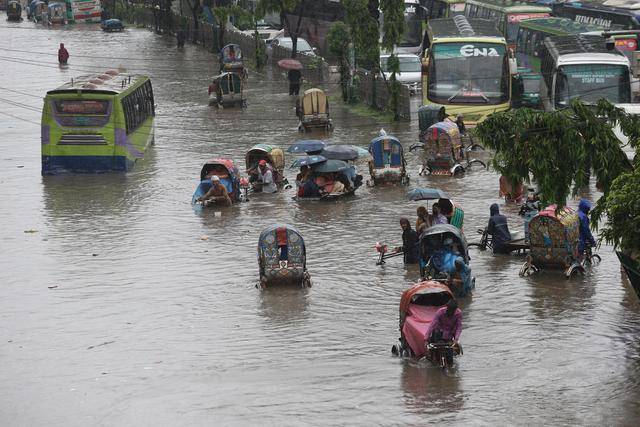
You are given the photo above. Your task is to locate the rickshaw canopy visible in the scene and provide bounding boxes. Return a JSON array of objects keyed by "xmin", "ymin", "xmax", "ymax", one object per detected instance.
[
  {"xmin": 220, "ymin": 44, "xmax": 243, "ymax": 64},
  {"xmin": 245, "ymin": 144, "xmax": 285, "ymax": 171},
  {"xmin": 369, "ymin": 135, "xmax": 404, "ymax": 168},
  {"xmin": 199, "ymin": 158, "xmax": 239, "ymax": 181},
  {"xmin": 300, "ymin": 88, "xmax": 328, "ymax": 116},
  {"xmin": 399, "ymin": 280, "xmax": 454, "ymax": 324},
  {"xmin": 419, "ymin": 223, "xmax": 470, "ymax": 262},
  {"xmin": 418, "ymin": 105, "xmax": 446, "ymax": 132}
]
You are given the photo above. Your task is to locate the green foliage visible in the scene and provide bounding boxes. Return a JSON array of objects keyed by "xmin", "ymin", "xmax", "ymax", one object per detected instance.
[
  {"xmin": 386, "ymin": 53, "xmax": 400, "ymax": 120},
  {"xmin": 379, "ymin": 0, "xmax": 405, "ymax": 52},
  {"xmin": 592, "ymin": 169, "xmax": 640, "ymax": 252},
  {"xmin": 328, "ymin": 21, "xmax": 352, "ymax": 102},
  {"xmin": 343, "ymin": 0, "xmax": 379, "ymax": 70},
  {"xmin": 475, "ymin": 99, "xmax": 634, "ymax": 208},
  {"xmin": 254, "ymin": 28, "xmax": 266, "ymax": 69}
]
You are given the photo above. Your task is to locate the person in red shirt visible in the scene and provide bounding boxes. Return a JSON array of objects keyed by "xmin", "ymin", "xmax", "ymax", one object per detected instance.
[{"xmin": 58, "ymin": 43, "xmax": 69, "ymax": 65}]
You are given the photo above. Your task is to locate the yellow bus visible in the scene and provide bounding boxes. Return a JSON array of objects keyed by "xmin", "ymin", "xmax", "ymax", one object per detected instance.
[{"xmin": 421, "ymin": 15, "xmax": 514, "ymax": 125}]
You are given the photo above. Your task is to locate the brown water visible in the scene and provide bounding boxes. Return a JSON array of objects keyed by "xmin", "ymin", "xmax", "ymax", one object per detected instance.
[{"xmin": 1, "ymin": 19, "xmax": 640, "ymax": 426}]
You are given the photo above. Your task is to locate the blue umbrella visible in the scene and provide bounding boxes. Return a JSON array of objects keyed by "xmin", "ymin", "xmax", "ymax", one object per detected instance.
[
  {"xmin": 290, "ymin": 155, "xmax": 327, "ymax": 169},
  {"xmin": 311, "ymin": 159, "xmax": 350, "ymax": 173},
  {"xmin": 287, "ymin": 140, "xmax": 327, "ymax": 154},
  {"xmin": 406, "ymin": 188, "xmax": 449, "ymax": 201}
]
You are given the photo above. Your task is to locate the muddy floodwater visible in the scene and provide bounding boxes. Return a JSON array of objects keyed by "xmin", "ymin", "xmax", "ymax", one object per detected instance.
[{"xmin": 1, "ymin": 18, "xmax": 640, "ymax": 426}]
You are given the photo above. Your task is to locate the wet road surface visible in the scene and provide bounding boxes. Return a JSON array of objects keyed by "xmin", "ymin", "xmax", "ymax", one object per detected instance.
[{"xmin": 1, "ymin": 17, "xmax": 640, "ymax": 425}]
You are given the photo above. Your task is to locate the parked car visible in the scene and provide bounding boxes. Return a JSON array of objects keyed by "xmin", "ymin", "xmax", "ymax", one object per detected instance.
[
  {"xmin": 380, "ymin": 53, "xmax": 422, "ymax": 94},
  {"xmin": 241, "ymin": 20, "xmax": 284, "ymax": 46},
  {"xmin": 271, "ymin": 37, "xmax": 317, "ymax": 57}
]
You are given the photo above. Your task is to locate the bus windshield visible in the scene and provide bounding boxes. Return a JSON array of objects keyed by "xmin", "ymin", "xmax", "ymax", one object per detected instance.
[
  {"xmin": 555, "ymin": 64, "xmax": 631, "ymax": 108},
  {"xmin": 428, "ymin": 42, "xmax": 509, "ymax": 104}
]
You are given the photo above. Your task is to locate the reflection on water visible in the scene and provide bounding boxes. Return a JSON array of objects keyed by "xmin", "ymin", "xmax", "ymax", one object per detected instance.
[
  {"xmin": 401, "ymin": 361, "xmax": 464, "ymax": 417},
  {"xmin": 1, "ymin": 17, "xmax": 640, "ymax": 425}
]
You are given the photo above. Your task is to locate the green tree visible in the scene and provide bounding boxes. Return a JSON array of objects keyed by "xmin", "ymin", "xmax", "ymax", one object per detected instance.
[
  {"xmin": 379, "ymin": 0, "xmax": 405, "ymax": 120},
  {"xmin": 327, "ymin": 21, "xmax": 352, "ymax": 102},
  {"xmin": 592, "ymin": 169, "xmax": 640, "ymax": 254},
  {"xmin": 343, "ymin": 0, "xmax": 379, "ymax": 70},
  {"xmin": 257, "ymin": 0, "xmax": 304, "ymax": 58},
  {"xmin": 475, "ymin": 99, "xmax": 633, "ymax": 209}
]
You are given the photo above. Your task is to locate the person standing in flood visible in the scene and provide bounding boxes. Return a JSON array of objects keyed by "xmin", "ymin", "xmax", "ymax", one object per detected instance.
[
  {"xmin": 396, "ymin": 218, "xmax": 419, "ymax": 264},
  {"xmin": 58, "ymin": 43, "xmax": 69, "ymax": 65},
  {"xmin": 288, "ymin": 68, "xmax": 302, "ymax": 96}
]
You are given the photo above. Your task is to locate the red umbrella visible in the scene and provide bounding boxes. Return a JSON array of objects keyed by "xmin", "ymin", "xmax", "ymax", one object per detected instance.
[{"xmin": 278, "ymin": 58, "xmax": 303, "ymax": 71}]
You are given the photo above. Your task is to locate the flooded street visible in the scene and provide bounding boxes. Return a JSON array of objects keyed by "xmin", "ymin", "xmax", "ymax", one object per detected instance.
[{"xmin": 2, "ymin": 19, "xmax": 640, "ymax": 425}]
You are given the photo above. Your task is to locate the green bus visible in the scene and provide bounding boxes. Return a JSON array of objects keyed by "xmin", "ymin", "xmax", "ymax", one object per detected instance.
[
  {"xmin": 41, "ymin": 72, "xmax": 155, "ymax": 175},
  {"xmin": 515, "ymin": 17, "xmax": 603, "ymax": 74},
  {"xmin": 464, "ymin": 0, "xmax": 551, "ymax": 48}
]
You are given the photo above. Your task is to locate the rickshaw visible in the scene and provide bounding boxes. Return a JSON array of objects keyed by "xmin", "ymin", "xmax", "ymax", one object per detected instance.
[
  {"xmin": 258, "ymin": 224, "xmax": 311, "ymax": 288},
  {"xmin": 28, "ymin": 0, "xmax": 45, "ymax": 22},
  {"xmin": 219, "ymin": 43, "xmax": 246, "ymax": 78},
  {"xmin": 6, "ymin": 1, "xmax": 22, "ymax": 20},
  {"xmin": 295, "ymin": 159, "xmax": 362, "ymax": 201},
  {"xmin": 367, "ymin": 132, "xmax": 409, "ymax": 186},
  {"xmin": 419, "ymin": 224, "xmax": 474, "ymax": 297},
  {"xmin": 47, "ymin": 2, "xmax": 65, "ymax": 25},
  {"xmin": 412, "ymin": 120, "xmax": 486, "ymax": 176},
  {"xmin": 245, "ymin": 144, "xmax": 287, "ymax": 190},
  {"xmin": 391, "ymin": 280, "xmax": 462, "ymax": 368},
  {"xmin": 519, "ymin": 205, "xmax": 584, "ymax": 277},
  {"xmin": 101, "ymin": 18, "xmax": 124, "ymax": 32},
  {"xmin": 297, "ymin": 88, "xmax": 333, "ymax": 132},
  {"xmin": 406, "ymin": 187, "xmax": 465, "ymax": 230},
  {"xmin": 191, "ymin": 158, "xmax": 248, "ymax": 207},
  {"xmin": 208, "ymin": 72, "xmax": 246, "ymax": 108}
]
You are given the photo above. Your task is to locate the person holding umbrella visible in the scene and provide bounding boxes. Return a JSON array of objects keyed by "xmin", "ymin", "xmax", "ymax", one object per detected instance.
[{"xmin": 288, "ymin": 68, "xmax": 302, "ymax": 95}]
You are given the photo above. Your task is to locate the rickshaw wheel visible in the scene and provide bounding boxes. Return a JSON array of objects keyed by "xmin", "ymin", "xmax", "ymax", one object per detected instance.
[{"xmin": 565, "ymin": 263, "xmax": 585, "ymax": 278}]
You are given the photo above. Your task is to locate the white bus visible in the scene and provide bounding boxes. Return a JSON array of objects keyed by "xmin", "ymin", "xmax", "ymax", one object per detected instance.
[{"xmin": 539, "ymin": 34, "xmax": 632, "ymax": 110}]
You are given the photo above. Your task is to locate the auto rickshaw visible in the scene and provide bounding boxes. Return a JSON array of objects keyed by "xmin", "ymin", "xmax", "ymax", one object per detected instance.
[
  {"xmin": 297, "ymin": 88, "xmax": 333, "ymax": 132},
  {"xmin": 6, "ymin": 1, "xmax": 22, "ymax": 21},
  {"xmin": 367, "ymin": 131, "xmax": 408, "ymax": 186},
  {"xmin": 412, "ymin": 120, "xmax": 486, "ymax": 176},
  {"xmin": 245, "ymin": 144, "xmax": 287, "ymax": 190},
  {"xmin": 101, "ymin": 18, "xmax": 124, "ymax": 32},
  {"xmin": 47, "ymin": 2, "xmax": 65, "ymax": 24},
  {"xmin": 219, "ymin": 43, "xmax": 246, "ymax": 78},
  {"xmin": 391, "ymin": 280, "xmax": 462, "ymax": 368},
  {"xmin": 258, "ymin": 224, "xmax": 311, "ymax": 288},
  {"xmin": 208, "ymin": 72, "xmax": 246, "ymax": 108},
  {"xmin": 519, "ymin": 205, "xmax": 585, "ymax": 277},
  {"xmin": 419, "ymin": 224, "xmax": 474, "ymax": 297},
  {"xmin": 191, "ymin": 158, "xmax": 248, "ymax": 207}
]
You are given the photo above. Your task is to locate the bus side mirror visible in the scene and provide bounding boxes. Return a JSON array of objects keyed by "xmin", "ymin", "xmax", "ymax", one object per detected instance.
[
  {"xmin": 422, "ymin": 55, "xmax": 429, "ymax": 73},
  {"xmin": 509, "ymin": 57, "xmax": 518, "ymax": 75},
  {"xmin": 632, "ymin": 51, "xmax": 640, "ymax": 78},
  {"xmin": 508, "ymin": 48, "xmax": 518, "ymax": 76}
]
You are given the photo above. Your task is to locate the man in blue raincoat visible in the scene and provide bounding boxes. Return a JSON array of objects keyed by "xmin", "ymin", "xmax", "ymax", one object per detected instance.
[{"xmin": 578, "ymin": 199, "xmax": 597, "ymax": 257}]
